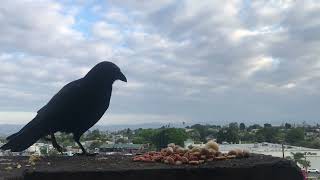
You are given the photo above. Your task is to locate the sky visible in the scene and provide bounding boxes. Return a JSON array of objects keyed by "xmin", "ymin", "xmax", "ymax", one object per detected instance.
[{"xmin": 0, "ymin": 0, "xmax": 320, "ymax": 126}]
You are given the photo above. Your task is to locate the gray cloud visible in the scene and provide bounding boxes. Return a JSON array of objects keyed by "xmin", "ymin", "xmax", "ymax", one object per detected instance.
[{"xmin": 0, "ymin": 0, "xmax": 320, "ymax": 125}]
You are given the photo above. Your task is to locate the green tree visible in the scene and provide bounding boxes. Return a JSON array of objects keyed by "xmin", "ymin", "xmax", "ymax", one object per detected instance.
[
  {"xmin": 115, "ymin": 138, "xmax": 128, "ymax": 144},
  {"xmin": 85, "ymin": 129, "xmax": 107, "ymax": 141},
  {"xmin": 284, "ymin": 123, "xmax": 292, "ymax": 129},
  {"xmin": 133, "ymin": 128, "xmax": 158, "ymax": 144},
  {"xmin": 56, "ymin": 133, "xmax": 75, "ymax": 147},
  {"xmin": 239, "ymin": 123, "xmax": 246, "ymax": 131},
  {"xmin": 132, "ymin": 137, "xmax": 146, "ymax": 144},
  {"xmin": 247, "ymin": 124, "xmax": 262, "ymax": 131},
  {"xmin": 229, "ymin": 122, "xmax": 238, "ymax": 130},
  {"xmin": 126, "ymin": 128, "xmax": 132, "ymax": 137},
  {"xmin": 152, "ymin": 128, "xmax": 188, "ymax": 149},
  {"xmin": 187, "ymin": 129, "xmax": 201, "ymax": 142},
  {"xmin": 256, "ymin": 127, "xmax": 281, "ymax": 143},
  {"xmin": 285, "ymin": 128, "xmax": 305, "ymax": 144},
  {"xmin": 264, "ymin": 123, "xmax": 272, "ymax": 128},
  {"xmin": 216, "ymin": 128, "xmax": 226, "ymax": 143},
  {"xmin": 216, "ymin": 124, "xmax": 239, "ymax": 144},
  {"xmin": 190, "ymin": 124, "xmax": 207, "ymax": 141},
  {"xmin": 89, "ymin": 141, "xmax": 103, "ymax": 150},
  {"xmin": 240, "ymin": 131, "xmax": 256, "ymax": 143},
  {"xmin": 287, "ymin": 152, "xmax": 310, "ymax": 169},
  {"xmin": 226, "ymin": 128, "xmax": 239, "ymax": 143},
  {"xmin": 40, "ymin": 146, "xmax": 48, "ymax": 155}
]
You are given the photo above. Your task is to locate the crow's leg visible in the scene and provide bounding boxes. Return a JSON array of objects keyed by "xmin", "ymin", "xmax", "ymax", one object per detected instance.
[
  {"xmin": 43, "ymin": 135, "xmax": 51, "ymax": 141},
  {"xmin": 50, "ymin": 133, "xmax": 64, "ymax": 153},
  {"xmin": 74, "ymin": 135, "xmax": 97, "ymax": 156},
  {"xmin": 75, "ymin": 139, "xmax": 87, "ymax": 154}
]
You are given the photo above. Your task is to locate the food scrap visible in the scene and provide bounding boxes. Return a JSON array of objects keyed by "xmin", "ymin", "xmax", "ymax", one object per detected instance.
[
  {"xmin": 4, "ymin": 166, "xmax": 13, "ymax": 170},
  {"xmin": 133, "ymin": 140, "xmax": 249, "ymax": 165},
  {"xmin": 28, "ymin": 154, "xmax": 41, "ymax": 166}
]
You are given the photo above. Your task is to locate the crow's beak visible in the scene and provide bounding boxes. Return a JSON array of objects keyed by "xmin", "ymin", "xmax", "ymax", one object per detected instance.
[{"xmin": 117, "ymin": 71, "xmax": 127, "ymax": 82}]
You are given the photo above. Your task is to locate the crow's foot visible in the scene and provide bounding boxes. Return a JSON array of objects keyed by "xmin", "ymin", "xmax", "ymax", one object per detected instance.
[{"xmin": 52, "ymin": 143, "xmax": 66, "ymax": 153}]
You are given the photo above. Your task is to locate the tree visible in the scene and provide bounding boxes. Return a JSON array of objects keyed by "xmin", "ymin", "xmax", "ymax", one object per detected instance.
[
  {"xmin": 284, "ymin": 123, "xmax": 292, "ymax": 129},
  {"xmin": 190, "ymin": 124, "xmax": 207, "ymax": 141},
  {"xmin": 287, "ymin": 152, "xmax": 310, "ymax": 169},
  {"xmin": 226, "ymin": 128, "xmax": 239, "ymax": 143},
  {"xmin": 264, "ymin": 123, "xmax": 272, "ymax": 128},
  {"xmin": 309, "ymin": 139, "xmax": 320, "ymax": 149},
  {"xmin": 216, "ymin": 125, "xmax": 239, "ymax": 144},
  {"xmin": 86, "ymin": 129, "xmax": 105, "ymax": 140},
  {"xmin": 125, "ymin": 128, "xmax": 132, "ymax": 137},
  {"xmin": 216, "ymin": 129, "xmax": 227, "ymax": 143},
  {"xmin": 133, "ymin": 129, "xmax": 158, "ymax": 144},
  {"xmin": 247, "ymin": 124, "xmax": 262, "ymax": 131},
  {"xmin": 229, "ymin": 122, "xmax": 239, "ymax": 130},
  {"xmin": 240, "ymin": 131, "xmax": 256, "ymax": 143},
  {"xmin": 89, "ymin": 141, "xmax": 103, "ymax": 149},
  {"xmin": 132, "ymin": 137, "xmax": 144, "ymax": 144},
  {"xmin": 256, "ymin": 127, "xmax": 281, "ymax": 143},
  {"xmin": 115, "ymin": 138, "xmax": 128, "ymax": 144},
  {"xmin": 285, "ymin": 128, "xmax": 305, "ymax": 144},
  {"xmin": 187, "ymin": 130, "xmax": 201, "ymax": 142},
  {"xmin": 40, "ymin": 146, "xmax": 48, "ymax": 155},
  {"xmin": 56, "ymin": 133, "xmax": 75, "ymax": 147},
  {"xmin": 239, "ymin": 123, "xmax": 246, "ymax": 131},
  {"xmin": 152, "ymin": 128, "xmax": 188, "ymax": 149}
]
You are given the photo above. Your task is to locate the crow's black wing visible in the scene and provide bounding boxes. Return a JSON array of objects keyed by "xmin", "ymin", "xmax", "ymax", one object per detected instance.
[
  {"xmin": 37, "ymin": 78, "xmax": 83, "ymax": 116},
  {"xmin": 1, "ymin": 78, "xmax": 85, "ymax": 151}
]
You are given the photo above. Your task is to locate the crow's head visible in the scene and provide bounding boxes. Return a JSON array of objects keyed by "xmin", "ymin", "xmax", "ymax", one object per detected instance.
[{"xmin": 85, "ymin": 61, "xmax": 127, "ymax": 84}]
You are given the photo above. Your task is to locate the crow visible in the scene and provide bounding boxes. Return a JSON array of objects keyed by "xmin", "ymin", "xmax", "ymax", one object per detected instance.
[{"xmin": 0, "ymin": 61, "xmax": 127, "ymax": 155}]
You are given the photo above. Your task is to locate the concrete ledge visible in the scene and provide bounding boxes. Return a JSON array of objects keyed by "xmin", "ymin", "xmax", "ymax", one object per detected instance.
[{"xmin": 0, "ymin": 154, "xmax": 303, "ymax": 180}]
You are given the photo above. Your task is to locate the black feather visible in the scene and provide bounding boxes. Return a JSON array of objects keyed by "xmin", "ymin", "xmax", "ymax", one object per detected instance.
[{"xmin": 1, "ymin": 61, "xmax": 127, "ymax": 152}]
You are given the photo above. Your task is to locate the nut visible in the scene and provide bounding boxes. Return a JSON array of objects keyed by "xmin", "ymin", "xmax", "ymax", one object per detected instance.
[
  {"xmin": 228, "ymin": 150, "xmax": 237, "ymax": 156},
  {"xmin": 242, "ymin": 150, "xmax": 250, "ymax": 157},
  {"xmin": 200, "ymin": 155, "xmax": 206, "ymax": 160},
  {"xmin": 205, "ymin": 140, "xmax": 219, "ymax": 151},
  {"xmin": 207, "ymin": 148, "xmax": 217, "ymax": 156},
  {"xmin": 181, "ymin": 157, "xmax": 189, "ymax": 163},
  {"xmin": 191, "ymin": 146, "xmax": 201, "ymax": 153},
  {"xmin": 168, "ymin": 143, "xmax": 176, "ymax": 148},
  {"xmin": 166, "ymin": 147, "xmax": 174, "ymax": 155},
  {"xmin": 166, "ymin": 157, "xmax": 175, "ymax": 164},
  {"xmin": 189, "ymin": 160, "xmax": 200, "ymax": 165},
  {"xmin": 176, "ymin": 147, "xmax": 185, "ymax": 154}
]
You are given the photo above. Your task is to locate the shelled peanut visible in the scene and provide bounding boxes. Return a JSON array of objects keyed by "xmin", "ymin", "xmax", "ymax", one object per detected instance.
[{"xmin": 132, "ymin": 140, "xmax": 250, "ymax": 165}]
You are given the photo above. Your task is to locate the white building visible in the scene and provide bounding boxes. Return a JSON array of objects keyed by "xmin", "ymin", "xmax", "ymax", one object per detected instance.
[{"xmin": 219, "ymin": 143, "xmax": 320, "ymax": 170}]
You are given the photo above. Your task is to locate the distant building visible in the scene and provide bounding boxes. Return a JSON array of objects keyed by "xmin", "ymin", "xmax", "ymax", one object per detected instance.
[
  {"xmin": 99, "ymin": 143, "xmax": 144, "ymax": 154},
  {"xmin": 219, "ymin": 143, "xmax": 320, "ymax": 171},
  {"xmin": 27, "ymin": 143, "xmax": 45, "ymax": 155}
]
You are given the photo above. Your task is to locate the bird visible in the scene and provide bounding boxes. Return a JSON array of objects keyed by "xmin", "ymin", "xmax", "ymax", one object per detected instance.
[{"xmin": 0, "ymin": 61, "xmax": 127, "ymax": 155}]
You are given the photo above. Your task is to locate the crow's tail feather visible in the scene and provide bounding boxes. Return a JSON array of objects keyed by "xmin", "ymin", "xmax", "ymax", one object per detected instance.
[{"xmin": 1, "ymin": 116, "xmax": 47, "ymax": 152}]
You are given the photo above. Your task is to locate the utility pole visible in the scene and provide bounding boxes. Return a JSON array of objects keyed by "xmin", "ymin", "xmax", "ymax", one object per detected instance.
[
  {"xmin": 304, "ymin": 152, "xmax": 308, "ymax": 172},
  {"xmin": 282, "ymin": 143, "xmax": 284, "ymax": 158}
]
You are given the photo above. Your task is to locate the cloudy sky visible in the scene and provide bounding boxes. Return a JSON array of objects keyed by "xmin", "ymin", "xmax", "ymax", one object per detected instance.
[{"xmin": 0, "ymin": 0, "xmax": 319, "ymax": 126}]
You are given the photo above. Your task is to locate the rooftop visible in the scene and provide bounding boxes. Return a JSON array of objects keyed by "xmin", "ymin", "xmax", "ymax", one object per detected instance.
[{"xmin": 0, "ymin": 154, "xmax": 303, "ymax": 180}]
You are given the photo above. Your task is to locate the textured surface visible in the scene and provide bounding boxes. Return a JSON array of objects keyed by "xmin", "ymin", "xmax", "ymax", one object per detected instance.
[{"xmin": 0, "ymin": 154, "xmax": 303, "ymax": 180}]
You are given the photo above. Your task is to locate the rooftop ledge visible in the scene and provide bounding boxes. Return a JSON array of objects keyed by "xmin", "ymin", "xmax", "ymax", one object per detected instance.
[{"xmin": 0, "ymin": 154, "xmax": 303, "ymax": 180}]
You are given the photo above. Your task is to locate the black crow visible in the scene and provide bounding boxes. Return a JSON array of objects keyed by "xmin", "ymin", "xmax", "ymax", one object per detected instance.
[{"xmin": 1, "ymin": 61, "xmax": 127, "ymax": 155}]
